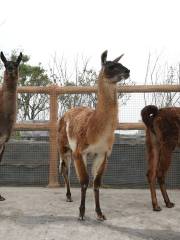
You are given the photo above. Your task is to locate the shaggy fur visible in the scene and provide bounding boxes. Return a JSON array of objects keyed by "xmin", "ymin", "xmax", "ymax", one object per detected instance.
[
  {"xmin": 0, "ymin": 52, "xmax": 22, "ymax": 200},
  {"xmin": 58, "ymin": 50, "xmax": 130, "ymax": 220},
  {"xmin": 141, "ymin": 105, "xmax": 180, "ymax": 211}
]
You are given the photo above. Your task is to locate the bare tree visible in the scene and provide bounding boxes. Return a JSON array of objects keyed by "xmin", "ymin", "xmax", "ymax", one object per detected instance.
[
  {"xmin": 49, "ymin": 54, "xmax": 97, "ymax": 116},
  {"xmin": 144, "ymin": 53, "xmax": 180, "ymax": 108},
  {"xmin": 49, "ymin": 54, "xmax": 134, "ymax": 116}
]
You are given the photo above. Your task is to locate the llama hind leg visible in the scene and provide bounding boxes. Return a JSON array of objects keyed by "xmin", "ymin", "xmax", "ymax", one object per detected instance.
[
  {"xmin": 146, "ymin": 144, "xmax": 161, "ymax": 211},
  {"xmin": 0, "ymin": 145, "xmax": 5, "ymax": 201},
  {"xmin": 73, "ymin": 151, "xmax": 89, "ymax": 220},
  {"xmin": 59, "ymin": 151, "xmax": 73, "ymax": 202},
  {"xmin": 92, "ymin": 153, "xmax": 107, "ymax": 220},
  {"xmin": 157, "ymin": 147, "xmax": 174, "ymax": 208}
]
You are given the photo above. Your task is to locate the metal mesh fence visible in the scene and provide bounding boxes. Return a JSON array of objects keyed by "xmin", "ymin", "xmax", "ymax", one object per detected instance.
[
  {"xmin": 62, "ymin": 133, "xmax": 180, "ymax": 189},
  {"xmin": 0, "ymin": 131, "xmax": 180, "ymax": 188},
  {"xmin": 59, "ymin": 90, "xmax": 180, "ymax": 189},
  {"xmin": 0, "ymin": 132, "xmax": 49, "ymax": 186},
  {"xmin": 0, "ymin": 90, "xmax": 180, "ymax": 188}
]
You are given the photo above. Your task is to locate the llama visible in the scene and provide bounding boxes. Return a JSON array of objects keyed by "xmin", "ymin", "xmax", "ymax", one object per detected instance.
[
  {"xmin": 58, "ymin": 50, "xmax": 130, "ymax": 220},
  {"xmin": 0, "ymin": 52, "xmax": 22, "ymax": 200},
  {"xmin": 141, "ymin": 105, "xmax": 179, "ymax": 211}
]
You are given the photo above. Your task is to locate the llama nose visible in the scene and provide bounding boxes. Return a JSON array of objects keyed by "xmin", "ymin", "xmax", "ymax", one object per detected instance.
[{"xmin": 125, "ymin": 69, "xmax": 130, "ymax": 74}]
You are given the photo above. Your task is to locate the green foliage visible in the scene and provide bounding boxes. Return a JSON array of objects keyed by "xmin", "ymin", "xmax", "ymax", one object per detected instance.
[
  {"xmin": 1, "ymin": 51, "xmax": 133, "ymax": 121},
  {"xmin": 19, "ymin": 62, "xmax": 49, "ymax": 87},
  {"xmin": 11, "ymin": 52, "xmax": 52, "ymax": 120}
]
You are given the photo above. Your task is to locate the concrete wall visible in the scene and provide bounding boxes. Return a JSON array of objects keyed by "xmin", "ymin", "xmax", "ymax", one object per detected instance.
[{"xmin": 0, "ymin": 139, "xmax": 180, "ymax": 188}]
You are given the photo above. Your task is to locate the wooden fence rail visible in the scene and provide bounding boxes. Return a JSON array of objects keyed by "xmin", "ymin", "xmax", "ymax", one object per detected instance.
[
  {"xmin": 6, "ymin": 84, "xmax": 179, "ymax": 186},
  {"xmin": 16, "ymin": 84, "xmax": 180, "ymax": 94}
]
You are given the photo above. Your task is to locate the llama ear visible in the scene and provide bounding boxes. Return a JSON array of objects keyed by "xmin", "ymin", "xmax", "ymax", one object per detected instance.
[
  {"xmin": 0, "ymin": 52, "xmax": 7, "ymax": 65},
  {"xmin": 101, "ymin": 50, "xmax": 108, "ymax": 65},
  {"xmin": 113, "ymin": 54, "xmax": 124, "ymax": 63},
  {"xmin": 16, "ymin": 52, "xmax": 23, "ymax": 65}
]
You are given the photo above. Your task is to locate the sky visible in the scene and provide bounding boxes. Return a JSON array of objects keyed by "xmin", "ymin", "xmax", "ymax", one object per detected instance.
[
  {"xmin": 1, "ymin": 0, "xmax": 180, "ymax": 125},
  {"xmin": 1, "ymin": 0, "xmax": 180, "ymax": 83}
]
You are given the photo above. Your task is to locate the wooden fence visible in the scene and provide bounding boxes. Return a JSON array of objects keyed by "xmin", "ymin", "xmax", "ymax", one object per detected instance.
[{"xmin": 12, "ymin": 84, "xmax": 180, "ymax": 187}]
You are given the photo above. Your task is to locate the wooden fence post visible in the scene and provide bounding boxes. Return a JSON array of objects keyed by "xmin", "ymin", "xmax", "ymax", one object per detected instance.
[{"xmin": 48, "ymin": 85, "xmax": 60, "ymax": 187}]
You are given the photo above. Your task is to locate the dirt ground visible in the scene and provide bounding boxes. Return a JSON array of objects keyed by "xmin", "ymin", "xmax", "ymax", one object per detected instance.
[{"xmin": 0, "ymin": 187, "xmax": 180, "ymax": 240}]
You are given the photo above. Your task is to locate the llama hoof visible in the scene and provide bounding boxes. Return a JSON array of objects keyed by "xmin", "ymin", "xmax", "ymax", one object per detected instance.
[
  {"xmin": 97, "ymin": 213, "xmax": 107, "ymax": 221},
  {"xmin": 153, "ymin": 206, "xmax": 161, "ymax": 211},
  {"xmin": 78, "ymin": 215, "xmax": 85, "ymax": 221},
  {"xmin": 66, "ymin": 197, "xmax": 73, "ymax": 202},
  {"xmin": 0, "ymin": 195, "xmax": 5, "ymax": 201},
  {"xmin": 79, "ymin": 206, "xmax": 85, "ymax": 220},
  {"xmin": 166, "ymin": 202, "xmax": 175, "ymax": 208}
]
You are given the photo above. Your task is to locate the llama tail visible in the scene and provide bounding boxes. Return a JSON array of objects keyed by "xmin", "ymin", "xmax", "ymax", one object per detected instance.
[{"xmin": 141, "ymin": 105, "xmax": 159, "ymax": 130}]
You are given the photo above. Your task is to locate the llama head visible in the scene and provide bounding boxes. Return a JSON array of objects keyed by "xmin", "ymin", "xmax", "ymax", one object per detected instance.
[
  {"xmin": 0, "ymin": 52, "xmax": 22, "ymax": 79},
  {"xmin": 101, "ymin": 50, "xmax": 130, "ymax": 83}
]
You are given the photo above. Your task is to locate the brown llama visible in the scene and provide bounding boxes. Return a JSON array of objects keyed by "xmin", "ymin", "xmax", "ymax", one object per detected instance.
[
  {"xmin": 57, "ymin": 50, "xmax": 130, "ymax": 220},
  {"xmin": 0, "ymin": 52, "xmax": 22, "ymax": 200},
  {"xmin": 141, "ymin": 105, "xmax": 179, "ymax": 211}
]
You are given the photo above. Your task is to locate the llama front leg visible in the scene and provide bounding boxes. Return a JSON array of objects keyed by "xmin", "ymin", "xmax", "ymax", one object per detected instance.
[
  {"xmin": 59, "ymin": 152, "xmax": 73, "ymax": 202},
  {"xmin": 158, "ymin": 148, "xmax": 174, "ymax": 208},
  {"xmin": 73, "ymin": 151, "xmax": 89, "ymax": 220},
  {"xmin": 0, "ymin": 145, "xmax": 5, "ymax": 201},
  {"xmin": 92, "ymin": 153, "xmax": 107, "ymax": 220}
]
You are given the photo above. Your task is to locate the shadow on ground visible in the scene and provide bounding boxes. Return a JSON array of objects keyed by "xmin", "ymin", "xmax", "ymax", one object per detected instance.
[{"xmin": 0, "ymin": 213, "xmax": 180, "ymax": 240}]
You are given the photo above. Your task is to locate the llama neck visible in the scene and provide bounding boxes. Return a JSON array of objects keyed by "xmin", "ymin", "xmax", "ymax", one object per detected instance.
[
  {"xmin": 2, "ymin": 74, "xmax": 17, "ymax": 117},
  {"xmin": 95, "ymin": 71, "xmax": 118, "ymax": 129}
]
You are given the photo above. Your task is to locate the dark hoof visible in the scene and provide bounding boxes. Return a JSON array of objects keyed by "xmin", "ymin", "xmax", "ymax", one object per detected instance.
[
  {"xmin": 66, "ymin": 197, "xmax": 73, "ymax": 202},
  {"xmin": 153, "ymin": 206, "xmax": 162, "ymax": 211},
  {"xmin": 97, "ymin": 213, "xmax": 107, "ymax": 221},
  {"xmin": 79, "ymin": 206, "xmax": 85, "ymax": 221},
  {"xmin": 0, "ymin": 195, "xmax": 5, "ymax": 201},
  {"xmin": 166, "ymin": 202, "xmax": 175, "ymax": 208},
  {"xmin": 78, "ymin": 215, "xmax": 85, "ymax": 221}
]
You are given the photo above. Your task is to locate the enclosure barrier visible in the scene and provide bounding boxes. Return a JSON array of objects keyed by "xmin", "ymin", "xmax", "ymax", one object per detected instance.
[{"xmin": 7, "ymin": 84, "xmax": 180, "ymax": 187}]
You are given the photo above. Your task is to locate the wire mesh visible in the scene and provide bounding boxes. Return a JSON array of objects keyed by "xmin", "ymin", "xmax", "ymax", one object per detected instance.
[
  {"xmin": 0, "ymin": 90, "xmax": 180, "ymax": 189},
  {"xmin": 58, "ymin": 131, "xmax": 180, "ymax": 189},
  {"xmin": 0, "ymin": 131, "xmax": 49, "ymax": 186},
  {"xmin": 59, "ymin": 91, "xmax": 180, "ymax": 189}
]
